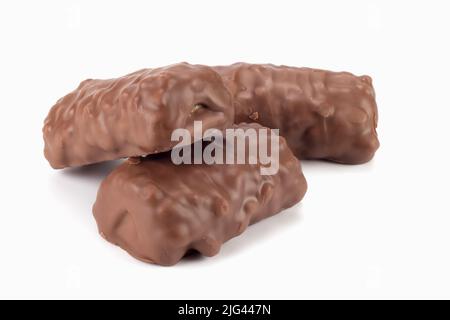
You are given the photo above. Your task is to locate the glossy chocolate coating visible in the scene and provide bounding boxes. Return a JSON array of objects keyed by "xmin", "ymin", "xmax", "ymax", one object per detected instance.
[
  {"xmin": 93, "ymin": 123, "xmax": 307, "ymax": 266},
  {"xmin": 215, "ymin": 63, "xmax": 379, "ymax": 164},
  {"xmin": 43, "ymin": 63, "xmax": 233, "ymax": 168},
  {"xmin": 43, "ymin": 62, "xmax": 379, "ymax": 168}
]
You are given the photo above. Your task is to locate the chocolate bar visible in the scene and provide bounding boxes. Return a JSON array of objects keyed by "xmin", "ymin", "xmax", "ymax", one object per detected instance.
[
  {"xmin": 92, "ymin": 123, "xmax": 307, "ymax": 266},
  {"xmin": 43, "ymin": 62, "xmax": 379, "ymax": 168},
  {"xmin": 215, "ymin": 63, "xmax": 380, "ymax": 164},
  {"xmin": 43, "ymin": 63, "xmax": 233, "ymax": 168}
]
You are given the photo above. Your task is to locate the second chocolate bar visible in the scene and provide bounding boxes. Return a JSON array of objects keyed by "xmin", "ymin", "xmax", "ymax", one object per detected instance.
[
  {"xmin": 93, "ymin": 123, "xmax": 307, "ymax": 266},
  {"xmin": 215, "ymin": 63, "xmax": 380, "ymax": 164}
]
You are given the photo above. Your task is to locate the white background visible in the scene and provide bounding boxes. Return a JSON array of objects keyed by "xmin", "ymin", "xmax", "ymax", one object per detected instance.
[{"xmin": 0, "ymin": 0, "xmax": 449, "ymax": 299}]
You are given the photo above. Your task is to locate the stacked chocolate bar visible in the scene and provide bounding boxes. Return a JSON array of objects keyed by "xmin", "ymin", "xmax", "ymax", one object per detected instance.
[{"xmin": 43, "ymin": 63, "xmax": 379, "ymax": 266}]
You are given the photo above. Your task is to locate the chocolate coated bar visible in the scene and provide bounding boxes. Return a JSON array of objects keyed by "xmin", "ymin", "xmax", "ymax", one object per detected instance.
[
  {"xmin": 43, "ymin": 63, "xmax": 233, "ymax": 168},
  {"xmin": 92, "ymin": 123, "xmax": 307, "ymax": 266},
  {"xmin": 215, "ymin": 63, "xmax": 379, "ymax": 164},
  {"xmin": 44, "ymin": 62, "xmax": 379, "ymax": 168}
]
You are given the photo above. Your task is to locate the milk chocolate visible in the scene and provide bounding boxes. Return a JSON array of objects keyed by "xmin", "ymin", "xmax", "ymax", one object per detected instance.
[
  {"xmin": 44, "ymin": 62, "xmax": 379, "ymax": 168},
  {"xmin": 215, "ymin": 63, "xmax": 379, "ymax": 164},
  {"xmin": 93, "ymin": 123, "xmax": 307, "ymax": 266},
  {"xmin": 43, "ymin": 63, "xmax": 233, "ymax": 168}
]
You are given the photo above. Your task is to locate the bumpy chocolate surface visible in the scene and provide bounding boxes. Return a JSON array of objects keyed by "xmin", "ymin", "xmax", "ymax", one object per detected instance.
[
  {"xmin": 43, "ymin": 63, "xmax": 233, "ymax": 168},
  {"xmin": 93, "ymin": 124, "xmax": 307, "ymax": 266},
  {"xmin": 215, "ymin": 63, "xmax": 379, "ymax": 164},
  {"xmin": 43, "ymin": 62, "xmax": 379, "ymax": 168}
]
